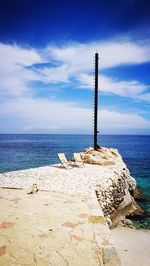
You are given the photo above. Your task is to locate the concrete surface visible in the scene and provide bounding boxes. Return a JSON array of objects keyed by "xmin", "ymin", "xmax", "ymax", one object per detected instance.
[
  {"xmin": 0, "ymin": 188, "xmax": 102, "ymax": 265},
  {"xmin": 0, "ymin": 164, "xmax": 121, "ymax": 266}
]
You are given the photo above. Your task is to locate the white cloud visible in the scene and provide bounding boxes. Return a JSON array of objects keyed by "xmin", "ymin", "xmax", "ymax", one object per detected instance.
[
  {"xmin": 0, "ymin": 43, "xmax": 41, "ymax": 67},
  {"xmin": 0, "ymin": 97, "xmax": 91, "ymax": 132},
  {"xmin": 0, "ymin": 97, "xmax": 150, "ymax": 133},
  {"xmin": 0, "ymin": 41, "xmax": 150, "ymax": 134},
  {"xmin": 78, "ymin": 73, "xmax": 149, "ymax": 99},
  {"xmin": 0, "ymin": 41, "xmax": 150, "ymax": 99},
  {"xmin": 38, "ymin": 64, "xmax": 71, "ymax": 83},
  {"xmin": 40, "ymin": 40, "xmax": 150, "ymax": 100},
  {"xmin": 0, "ymin": 43, "xmax": 42, "ymax": 97},
  {"xmin": 16, "ymin": 39, "xmax": 149, "ymax": 85},
  {"xmin": 99, "ymin": 109, "xmax": 150, "ymax": 130},
  {"xmin": 45, "ymin": 39, "xmax": 150, "ymax": 72}
]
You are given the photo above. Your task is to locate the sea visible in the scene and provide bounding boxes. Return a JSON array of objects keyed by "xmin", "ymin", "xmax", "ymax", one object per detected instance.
[{"xmin": 0, "ymin": 134, "xmax": 149, "ymax": 229}]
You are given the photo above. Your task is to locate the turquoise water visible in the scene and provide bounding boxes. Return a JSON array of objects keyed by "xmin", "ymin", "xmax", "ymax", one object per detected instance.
[{"xmin": 0, "ymin": 134, "xmax": 149, "ymax": 228}]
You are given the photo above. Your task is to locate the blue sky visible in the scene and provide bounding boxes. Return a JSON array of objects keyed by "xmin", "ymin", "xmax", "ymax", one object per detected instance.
[{"xmin": 0, "ymin": 0, "xmax": 150, "ymax": 134}]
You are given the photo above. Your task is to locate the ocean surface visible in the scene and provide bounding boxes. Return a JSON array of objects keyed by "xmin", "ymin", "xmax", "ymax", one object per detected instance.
[{"xmin": 0, "ymin": 134, "xmax": 149, "ymax": 228}]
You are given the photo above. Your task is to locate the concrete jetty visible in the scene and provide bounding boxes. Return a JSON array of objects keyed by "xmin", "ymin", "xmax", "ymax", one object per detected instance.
[{"xmin": 0, "ymin": 147, "xmax": 139, "ymax": 265}]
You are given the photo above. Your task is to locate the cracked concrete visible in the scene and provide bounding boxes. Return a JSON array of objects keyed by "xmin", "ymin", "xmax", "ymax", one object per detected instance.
[
  {"xmin": 0, "ymin": 189, "xmax": 104, "ymax": 266},
  {"xmin": 0, "ymin": 164, "xmax": 121, "ymax": 265}
]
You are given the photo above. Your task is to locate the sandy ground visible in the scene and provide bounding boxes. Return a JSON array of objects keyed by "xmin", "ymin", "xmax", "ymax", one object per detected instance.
[{"xmin": 112, "ymin": 226, "xmax": 150, "ymax": 266}]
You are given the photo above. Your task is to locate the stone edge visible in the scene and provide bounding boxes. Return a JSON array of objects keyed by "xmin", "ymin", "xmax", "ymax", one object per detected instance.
[{"xmin": 86, "ymin": 189, "xmax": 122, "ymax": 266}]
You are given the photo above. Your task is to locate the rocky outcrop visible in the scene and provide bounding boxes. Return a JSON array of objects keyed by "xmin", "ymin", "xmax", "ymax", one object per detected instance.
[
  {"xmin": 81, "ymin": 147, "xmax": 121, "ymax": 166},
  {"xmin": 81, "ymin": 147, "xmax": 144, "ymax": 228}
]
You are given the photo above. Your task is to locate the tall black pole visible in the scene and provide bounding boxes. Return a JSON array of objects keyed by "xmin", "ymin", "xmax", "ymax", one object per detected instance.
[{"xmin": 94, "ymin": 53, "xmax": 99, "ymax": 150}]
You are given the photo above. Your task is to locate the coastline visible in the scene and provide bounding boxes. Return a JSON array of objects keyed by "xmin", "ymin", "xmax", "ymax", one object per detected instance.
[{"xmin": 0, "ymin": 147, "xmax": 149, "ymax": 265}]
